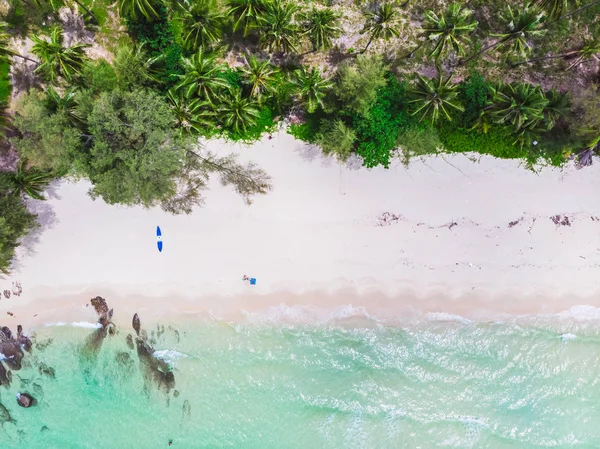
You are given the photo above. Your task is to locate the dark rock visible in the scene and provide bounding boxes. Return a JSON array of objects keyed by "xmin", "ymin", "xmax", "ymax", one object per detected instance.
[
  {"xmin": 0, "ymin": 363, "xmax": 10, "ymax": 387},
  {"xmin": 16, "ymin": 392, "xmax": 36, "ymax": 408},
  {"xmin": 173, "ymin": 390, "xmax": 179, "ymax": 398},
  {"xmin": 132, "ymin": 314, "xmax": 141, "ymax": 336},
  {"xmin": 126, "ymin": 334, "xmax": 134, "ymax": 350},
  {"xmin": 0, "ymin": 327, "xmax": 12, "ymax": 340},
  {"xmin": 90, "ymin": 296, "xmax": 109, "ymax": 316}
]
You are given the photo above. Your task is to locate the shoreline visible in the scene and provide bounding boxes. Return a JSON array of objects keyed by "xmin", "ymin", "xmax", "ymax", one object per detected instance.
[
  {"xmin": 5, "ymin": 287, "xmax": 600, "ymax": 331},
  {"xmin": 2, "ymin": 133, "xmax": 600, "ymax": 329}
]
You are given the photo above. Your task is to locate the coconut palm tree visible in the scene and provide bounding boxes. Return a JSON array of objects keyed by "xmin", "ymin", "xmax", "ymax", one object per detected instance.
[
  {"xmin": 228, "ymin": 0, "xmax": 271, "ymax": 36},
  {"xmin": 8, "ymin": 160, "xmax": 54, "ymax": 201},
  {"xmin": 301, "ymin": 8, "xmax": 342, "ymax": 52},
  {"xmin": 175, "ymin": 49, "xmax": 229, "ymax": 104},
  {"xmin": 180, "ymin": 0, "xmax": 226, "ymax": 51},
  {"xmin": 44, "ymin": 87, "xmax": 83, "ymax": 127},
  {"xmin": 422, "ymin": 3, "xmax": 478, "ymax": 61},
  {"xmin": 166, "ymin": 90, "xmax": 215, "ymax": 135},
  {"xmin": 241, "ymin": 56, "xmax": 278, "ymax": 101},
  {"xmin": 118, "ymin": 0, "xmax": 159, "ymax": 20},
  {"xmin": 542, "ymin": 88, "xmax": 569, "ymax": 129},
  {"xmin": 556, "ymin": 0, "xmax": 600, "ymax": 21},
  {"xmin": 292, "ymin": 66, "xmax": 332, "ymax": 113},
  {"xmin": 31, "ymin": 27, "xmax": 89, "ymax": 84},
  {"xmin": 513, "ymin": 36, "xmax": 600, "ymax": 70},
  {"xmin": 360, "ymin": 2, "xmax": 401, "ymax": 53},
  {"xmin": 258, "ymin": 0, "xmax": 299, "ymax": 54},
  {"xmin": 533, "ymin": 0, "xmax": 570, "ymax": 19},
  {"xmin": 488, "ymin": 82, "xmax": 548, "ymax": 132},
  {"xmin": 218, "ymin": 89, "xmax": 260, "ymax": 134},
  {"xmin": 463, "ymin": 6, "xmax": 546, "ymax": 64},
  {"xmin": 409, "ymin": 72, "xmax": 463, "ymax": 123}
]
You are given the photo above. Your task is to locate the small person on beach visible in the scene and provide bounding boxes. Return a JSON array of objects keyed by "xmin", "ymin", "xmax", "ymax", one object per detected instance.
[{"xmin": 242, "ymin": 275, "xmax": 257, "ymax": 285}]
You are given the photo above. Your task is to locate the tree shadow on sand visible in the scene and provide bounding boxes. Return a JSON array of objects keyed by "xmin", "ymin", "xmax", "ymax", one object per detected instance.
[
  {"xmin": 294, "ymin": 142, "xmax": 364, "ymax": 171},
  {"xmin": 11, "ymin": 181, "xmax": 62, "ymax": 271}
]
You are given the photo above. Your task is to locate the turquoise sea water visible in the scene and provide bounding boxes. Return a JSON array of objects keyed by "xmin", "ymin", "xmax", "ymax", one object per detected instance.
[{"xmin": 1, "ymin": 309, "xmax": 600, "ymax": 448}]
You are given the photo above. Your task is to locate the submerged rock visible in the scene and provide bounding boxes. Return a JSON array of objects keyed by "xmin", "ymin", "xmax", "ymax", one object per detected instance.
[
  {"xmin": 182, "ymin": 400, "xmax": 191, "ymax": 420},
  {"xmin": 16, "ymin": 392, "xmax": 36, "ymax": 408},
  {"xmin": 126, "ymin": 334, "xmax": 134, "ymax": 350},
  {"xmin": 132, "ymin": 314, "xmax": 175, "ymax": 393},
  {"xmin": 38, "ymin": 363, "xmax": 55, "ymax": 379},
  {"xmin": 0, "ymin": 363, "xmax": 10, "ymax": 387},
  {"xmin": 0, "ymin": 403, "xmax": 15, "ymax": 426},
  {"xmin": 116, "ymin": 351, "xmax": 133, "ymax": 367},
  {"xmin": 82, "ymin": 297, "xmax": 117, "ymax": 362},
  {"xmin": 32, "ymin": 383, "xmax": 43, "ymax": 397}
]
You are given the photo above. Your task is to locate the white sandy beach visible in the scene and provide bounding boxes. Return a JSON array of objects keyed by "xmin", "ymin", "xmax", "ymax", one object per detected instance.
[{"xmin": 1, "ymin": 131, "xmax": 600, "ymax": 326}]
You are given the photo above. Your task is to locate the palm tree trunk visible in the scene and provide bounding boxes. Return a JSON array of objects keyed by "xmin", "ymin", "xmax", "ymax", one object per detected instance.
[
  {"xmin": 361, "ymin": 37, "xmax": 374, "ymax": 54},
  {"xmin": 556, "ymin": 0, "xmax": 600, "ymax": 21},
  {"xmin": 12, "ymin": 53, "xmax": 38, "ymax": 65},
  {"xmin": 511, "ymin": 51, "xmax": 577, "ymax": 67},
  {"xmin": 461, "ymin": 39, "xmax": 505, "ymax": 65},
  {"xmin": 72, "ymin": 0, "xmax": 98, "ymax": 23}
]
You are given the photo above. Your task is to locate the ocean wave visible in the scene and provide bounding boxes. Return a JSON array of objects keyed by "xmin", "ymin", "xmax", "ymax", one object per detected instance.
[
  {"xmin": 425, "ymin": 312, "xmax": 473, "ymax": 324},
  {"xmin": 43, "ymin": 321, "xmax": 101, "ymax": 329},
  {"xmin": 241, "ymin": 303, "xmax": 380, "ymax": 325},
  {"xmin": 560, "ymin": 333, "xmax": 577, "ymax": 341},
  {"xmin": 153, "ymin": 349, "xmax": 189, "ymax": 366},
  {"xmin": 555, "ymin": 305, "xmax": 600, "ymax": 321}
]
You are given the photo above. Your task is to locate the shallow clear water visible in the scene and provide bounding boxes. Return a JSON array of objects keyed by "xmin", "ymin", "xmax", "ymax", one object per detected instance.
[{"xmin": 1, "ymin": 310, "xmax": 600, "ymax": 448}]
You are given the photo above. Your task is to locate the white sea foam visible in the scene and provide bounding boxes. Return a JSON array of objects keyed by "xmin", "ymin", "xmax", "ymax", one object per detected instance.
[
  {"xmin": 153, "ymin": 349, "xmax": 189, "ymax": 366},
  {"xmin": 43, "ymin": 321, "xmax": 101, "ymax": 329},
  {"xmin": 71, "ymin": 322, "xmax": 102, "ymax": 329},
  {"xmin": 560, "ymin": 333, "xmax": 577, "ymax": 341},
  {"xmin": 556, "ymin": 305, "xmax": 600, "ymax": 321},
  {"xmin": 241, "ymin": 303, "xmax": 379, "ymax": 325},
  {"xmin": 425, "ymin": 312, "xmax": 473, "ymax": 324}
]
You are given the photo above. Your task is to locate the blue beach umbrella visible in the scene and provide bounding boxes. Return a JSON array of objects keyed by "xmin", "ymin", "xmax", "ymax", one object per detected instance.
[{"xmin": 157, "ymin": 226, "xmax": 163, "ymax": 252}]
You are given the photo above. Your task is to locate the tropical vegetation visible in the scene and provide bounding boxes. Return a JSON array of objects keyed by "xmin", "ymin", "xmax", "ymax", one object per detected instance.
[{"xmin": 0, "ymin": 0, "xmax": 599, "ymax": 273}]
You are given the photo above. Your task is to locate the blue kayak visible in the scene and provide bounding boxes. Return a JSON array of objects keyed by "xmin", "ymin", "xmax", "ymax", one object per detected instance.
[{"xmin": 157, "ymin": 226, "xmax": 163, "ymax": 252}]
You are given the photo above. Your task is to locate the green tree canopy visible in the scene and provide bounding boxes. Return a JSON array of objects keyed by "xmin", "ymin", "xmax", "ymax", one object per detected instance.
[
  {"xmin": 258, "ymin": 0, "xmax": 299, "ymax": 54},
  {"xmin": 11, "ymin": 90, "xmax": 81, "ymax": 172},
  {"xmin": 489, "ymin": 82, "xmax": 548, "ymax": 133},
  {"xmin": 218, "ymin": 89, "xmax": 260, "ymax": 134},
  {"xmin": 175, "ymin": 49, "xmax": 229, "ymax": 104},
  {"xmin": 409, "ymin": 72, "xmax": 463, "ymax": 123},
  {"xmin": 293, "ymin": 66, "xmax": 332, "ymax": 113},
  {"xmin": 227, "ymin": 0, "xmax": 271, "ymax": 37},
  {"xmin": 360, "ymin": 2, "xmax": 402, "ymax": 53},
  {"xmin": 31, "ymin": 26, "xmax": 89, "ymax": 84},
  {"xmin": 82, "ymin": 89, "xmax": 183, "ymax": 207},
  {"xmin": 316, "ymin": 119, "xmax": 356, "ymax": 161},
  {"xmin": 422, "ymin": 3, "xmax": 477, "ymax": 60},
  {"xmin": 0, "ymin": 193, "xmax": 37, "ymax": 276},
  {"xmin": 241, "ymin": 56, "xmax": 278, "ymax": 101},
  {"xmin": 491, "ymin": 6, "xmax": 547, "ymax": 59},
  {"xmin": 179, "ymin": 0, "xmax": 226, "ymax": 51},
  {"xmin": 118, "ymin": 0, "xmax": 159, "ymax": 20},
  {"xmin": 301, "ymin": 8, "xmax": 342, "ymax": 52},
  {"xmin": 335, "ymin": 54, "xmax": 388, "ymax": 117}
]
